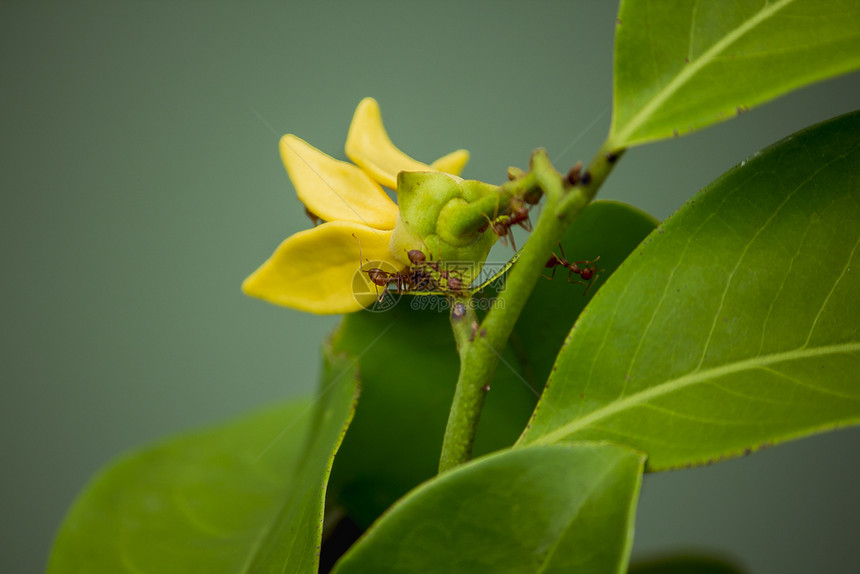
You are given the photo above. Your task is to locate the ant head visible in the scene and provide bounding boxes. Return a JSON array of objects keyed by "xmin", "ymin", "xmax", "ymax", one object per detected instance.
[
  {"xmin": 579, "ymin": 267, "xmax": 594, "ymax": 280},
  {"xmin": 491, "ymin": 220, "xmax": 508, "ymax": 236}
]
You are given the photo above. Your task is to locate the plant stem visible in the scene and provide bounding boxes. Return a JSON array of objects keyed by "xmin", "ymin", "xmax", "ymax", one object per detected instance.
[
  {"xmin": 439, "ymin": 297, "xmax": 485, "ymax": 472},
  {"xmin": 438, "ymin": 143, "xmax": 623, "ymax": 473}
]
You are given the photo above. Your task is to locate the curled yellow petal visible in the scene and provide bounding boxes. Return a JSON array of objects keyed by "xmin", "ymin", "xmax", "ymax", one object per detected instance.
[
  {"xmin": 280, "ymin": 134, "xmax": 399, "ymax": 230},
  {"xmin": 345, "ymin": 97, "xmax": 432, "ymax": 189},
  {"xmin": 242, "ymin": 221, "xmax": 405, "ymax": 314},
  {"xmin": 431, "ymin": 149, "xmax": 470, "ymax": 176}
]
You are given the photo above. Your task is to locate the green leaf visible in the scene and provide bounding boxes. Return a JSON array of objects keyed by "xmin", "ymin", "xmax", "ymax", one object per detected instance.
[
  {"xmin": 610, "ymin": 0, "xmax": 860, "ymax": 148},
  {"xmin": 48, "ymin": 345, "xmax": 359, "ymax": 574},
  {"xmin": 520, "ymin": 111, "xmax": 860, "ymax": 470},
  {"xmin": 328, "ymin": 300, "xmax": 537, "ymax": 528},
  {"xmin": 515, "ymin": 201, "xmax": 658, "ymax": 387},
  {"xmin": 629, "ymin": 555, "xmax": 744, "ymax": 574},
  {"xmin": 332, "ymin": 443, "xmax": 645, "ymax": 574}
]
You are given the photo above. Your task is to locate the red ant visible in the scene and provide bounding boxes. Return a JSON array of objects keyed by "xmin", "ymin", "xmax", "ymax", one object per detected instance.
[
  {"xmin": 406, "ymin": 249, "xmax": 467, "ymax": 294},
  {"xmin": 543, "ymin": 243, "xmax": 604, "ymax": 296},
  {"xmin": 354, "ymin": 234, "xmax": 414, "ymax": 302},
  {"xmin": 363, "ymin": 266, "xmax": 411, "ymax": 302},
  {"xmin": 485, "ymin": 197, "xmax": 533, "ymax": 251},
  {"xmin": 353, "ymin": 238, "xmax": 467, "ymax": 301}
]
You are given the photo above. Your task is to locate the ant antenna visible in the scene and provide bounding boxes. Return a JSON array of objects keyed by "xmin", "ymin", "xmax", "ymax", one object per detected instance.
[{"xmin": 352, "ymin": 233, "xmax": 370, "ymax": 269}]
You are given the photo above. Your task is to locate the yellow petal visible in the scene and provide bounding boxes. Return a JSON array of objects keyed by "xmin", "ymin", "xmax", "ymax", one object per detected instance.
[
  {"xmin": 345, "ymin": 97, "xmax": 432, "ymax": 189},
  {"xmin": 280, "ymin": 134, "xmax": 399, "ymax": 230},
  {"xmin": 431, "ymin": 149, "xmax": 470, "ymax": 176},
  {"xmin": 242, "ymin": 221, "xmax": 405, "ymax": 314}
]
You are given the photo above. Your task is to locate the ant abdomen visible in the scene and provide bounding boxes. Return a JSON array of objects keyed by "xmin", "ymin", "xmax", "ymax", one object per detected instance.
[
  {"xmin": 367, "ymin": 268, "xmax": 389, "ymax": 286},
  {"xmin": 407, "ymin": 249, "xmax": 426, "ymax": 265},
  {"xmin": 446, "ymin": 275, "xmax": 464, "ymax": 292}
]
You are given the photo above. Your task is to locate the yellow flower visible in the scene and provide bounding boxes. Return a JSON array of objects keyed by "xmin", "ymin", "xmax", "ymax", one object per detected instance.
[{"xmin": 242, "ymin": 98, "xmax": 469, "ymax": 314}]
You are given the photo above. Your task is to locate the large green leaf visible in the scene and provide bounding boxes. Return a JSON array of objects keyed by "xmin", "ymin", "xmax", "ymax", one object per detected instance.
[
  {"xmin": 332, "ymin": 443, "xmax": 645, "ymax": 574},
  {"xmin": 515, "ymin": 201, "xmax": 658, "ymax": 387},
  {"xmin": 48, "ymin": 346, "xmax": 359, "ymax": 574},
  {"xmin": 520, "ymin": 111, "xmax": 860, "ymax": 470},
  {"xmin": 327, "ymin": 300, "xmax": 537, "ymax": 529},
  {"xmin": 609, "ymin": 0, "xmax": 860, "ymax": 148}
]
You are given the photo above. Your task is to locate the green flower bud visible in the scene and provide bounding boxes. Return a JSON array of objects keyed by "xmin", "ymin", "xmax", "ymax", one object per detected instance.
[{"xmin": 391, "ymin": 171, "xmax": 500, "ymax": 285}]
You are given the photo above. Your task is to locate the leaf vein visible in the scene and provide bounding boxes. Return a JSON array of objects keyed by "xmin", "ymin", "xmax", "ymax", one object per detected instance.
[
  {"xmin": 614, "ymin": 0, "xmax": 796, "ymax": 144},
  {"xmin": 621, "ymin": 215, "xmax": 713, "ymax": 398},
  {"xmin": 711, "ymin": 379, "xmax": 796, "ymax": 407},
  {"xmin": 803, "ymin": 233, "xmax": 860, "ymax": 347},
  {"xmin": 575, "ymin": 255, "xmax": 638, "ymax": 420},
  {"xmin": 641, "ymin": 401, "xmax": 779, "ymax": 427},
  {"xmin": 694, "ymin": 178, "xmax": 803, "ymax": 371},
  {"xmin": 757, "ymin": 219, "xmax": 814, "ymax": 355},
  {"xmin": 759, "ymin": 365, "xmax": 860, "ymax": 401},
  {"xmin": 529, "ymin": 342, "xmax": 860, "ymax": 446}
]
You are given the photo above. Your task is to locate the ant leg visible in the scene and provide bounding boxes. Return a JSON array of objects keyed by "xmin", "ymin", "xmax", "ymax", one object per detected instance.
[
  {"xmin": 497, "ymin": 231, "xmax": 510, "ymax": 248},
  {"xmin": 581, "ymin": 277, "xmax": 597, "ymax": 297},
  {"xmin": 540, "ymin": 260, "xmax": 557, "ymax": 280},
  {"xmin": 519, "ymin": 214, "xmax": 533, "ymax": 232},
  {"xmin": 567, "ymin": 275, "xmax": 593, "ymax": 296},
  {"xmin": 571, "ymin": 256, "xmax": 601, "ymax": 269}
]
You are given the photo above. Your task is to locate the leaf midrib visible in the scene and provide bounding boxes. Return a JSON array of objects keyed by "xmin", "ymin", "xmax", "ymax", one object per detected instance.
[
  {"xmin": 612, "ymin": 0, "xmax": 795, "ymax": 145},
  {"xmin": 525, "ymin": 341, "xmax": 860, "ymax": 446}
]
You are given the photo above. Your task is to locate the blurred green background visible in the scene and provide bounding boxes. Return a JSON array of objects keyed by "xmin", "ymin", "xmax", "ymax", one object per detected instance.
[{"xmin": 2, "ymin": 2, "xmax": 858, "ymax": 573}]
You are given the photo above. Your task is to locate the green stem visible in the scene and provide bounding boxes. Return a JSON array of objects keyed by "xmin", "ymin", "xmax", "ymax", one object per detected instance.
[
  {"xmin": 439, "ymin": 296, "xmax": 484, "ymax": 472},
  {"xmin": 437, "ymin": 142, "xmax": 623, "ymax": 473}
]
